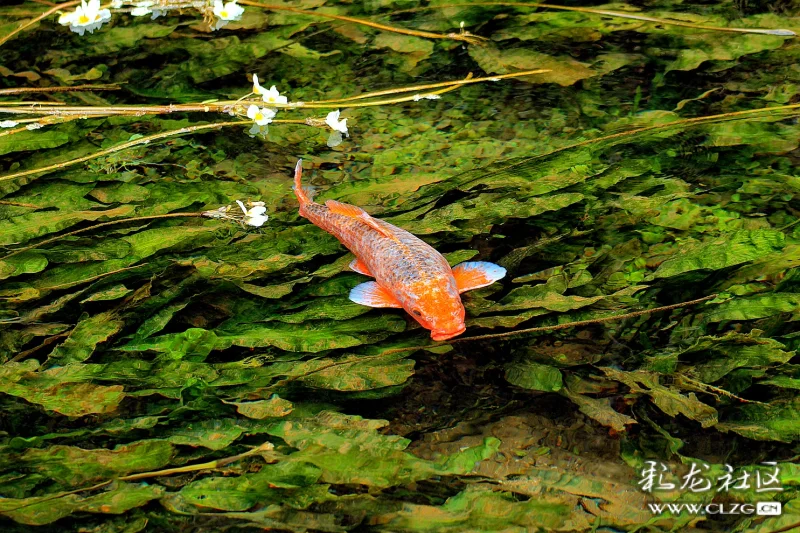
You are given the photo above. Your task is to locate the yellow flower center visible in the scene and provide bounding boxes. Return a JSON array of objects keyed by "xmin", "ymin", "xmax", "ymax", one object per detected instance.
[
  {"xmin": 255, "ymin": 112, "xmax": 263, "ymax": 121},
  {"xmin": 267, "ymin": 97, "xmax": 275, "ymax": 103},
  {"xmin": 220, "ymin": 10, "xmax": 228, "ymax": 18},
  {"xmin": 95, "ymin": 14, "xmax": 101, "ymax": 21},
  {"xmin": 79, "ymin": 14, "xmax": 90, "ymax": 24}
]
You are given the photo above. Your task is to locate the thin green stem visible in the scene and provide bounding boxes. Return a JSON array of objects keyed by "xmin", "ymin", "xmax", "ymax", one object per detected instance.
[
  {"xmin": 0, "ymin": 120, "xmax": 249, "ymax": 184},
  {"xmin": 0, "ymin": 213, "xmax": 203, "ymax": 262},
  {"xmin": 389, "ymin": 2, "xmax": 795, "ymax": 37},
  {"xmin": 0, "ymin": 0, "xmax": 80, "ymax": 47},
  {"xmin": 238, "ymin": 0, "xmax": 487, "ymax": 43}
]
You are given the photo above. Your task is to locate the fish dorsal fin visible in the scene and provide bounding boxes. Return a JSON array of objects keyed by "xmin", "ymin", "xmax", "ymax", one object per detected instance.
[
  {"xmin": 452, "ymin": 261, "xmax": 507, "ymax": 293},
  {"xmin": 349, "ymin": 281, "xmax": 402, "ymax": 308},
  {"xmin": 325, "ymin": 199, "xmax": 365, "ymax": 218},
  {"xmin": 325, "ymin": 199, "xmax": 398, "ymax": 241},
  {"xmin": 349, "ymin": 258, "xmax": 373, "ymax": 277}
]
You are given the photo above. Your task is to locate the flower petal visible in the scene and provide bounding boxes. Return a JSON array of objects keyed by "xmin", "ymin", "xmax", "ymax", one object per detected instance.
[{"xmin": 246, "ymin": 214, "xmax": 269, "ymax": 227}]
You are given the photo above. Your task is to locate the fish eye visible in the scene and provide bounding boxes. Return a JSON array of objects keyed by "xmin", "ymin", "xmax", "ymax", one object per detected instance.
[{"xmin": 411, "ymin": 309, "xmax": 422, "ymax": 317}]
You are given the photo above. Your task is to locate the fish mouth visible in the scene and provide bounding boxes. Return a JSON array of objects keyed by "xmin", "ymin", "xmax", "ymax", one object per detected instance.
[{"xmin": 431, "ymin": 325, "xmax": 467, "ymax": 341}]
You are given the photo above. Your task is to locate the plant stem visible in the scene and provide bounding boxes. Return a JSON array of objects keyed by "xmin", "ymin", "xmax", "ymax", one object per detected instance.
[
  {"xmin": 0, "ymin": 213, "xmax": 203, "ymax": 261},
  {"xmin": 0, "ymin": 0, "xmax": 80, "ymax": 47},
  {"xmin": 238, "ymin": 0, "xmax": 487, "ymax": 43},
  {"xmin": 0, "ymin": 120, "xmax": 249, "ymax": 184},
  {"xmin": 389, "ymin": 2, "xmax": 796, "ymax": 36}
]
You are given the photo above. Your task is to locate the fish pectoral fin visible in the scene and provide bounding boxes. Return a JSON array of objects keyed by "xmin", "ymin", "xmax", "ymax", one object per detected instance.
[
  {"xmin": 349, "ymin": 258, "xmax": 374, "ymax": 277},
  {"xmin": 349, "ymin": 281, "xmax": 402, "ymax": 308},
  {"xmin": 452, "ymin": 261, "xmax": 507, "ymax": 293},
  {"xmin": 325, "ymin": 199, "xmax": 399, "ymax": 241}
]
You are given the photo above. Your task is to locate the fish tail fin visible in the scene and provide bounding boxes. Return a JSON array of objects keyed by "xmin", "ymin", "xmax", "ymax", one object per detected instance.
[{"xmin": 292, "ymin": 159, "xmax": 315, "ymax": 205}]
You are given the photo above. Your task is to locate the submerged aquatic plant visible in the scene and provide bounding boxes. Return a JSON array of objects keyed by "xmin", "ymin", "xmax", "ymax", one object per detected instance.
[{"xmin": 2, "ymin": 1, "xmax": 800, "ymax": 531}]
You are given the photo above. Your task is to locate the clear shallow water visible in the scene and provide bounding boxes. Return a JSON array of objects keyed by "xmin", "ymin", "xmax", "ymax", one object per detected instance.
[{"xmin": 0, "ymin": 1, "xmax": 799, "ymax": 531}]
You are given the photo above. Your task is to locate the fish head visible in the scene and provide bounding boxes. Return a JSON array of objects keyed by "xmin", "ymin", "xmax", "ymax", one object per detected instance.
[{"xmin": 403, "ymin": 279, "xmax": 466, "ymax": 341}]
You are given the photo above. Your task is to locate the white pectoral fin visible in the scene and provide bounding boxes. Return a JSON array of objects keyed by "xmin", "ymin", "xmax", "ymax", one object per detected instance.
[
  {"xmin": 452, "ymin": 261, "xmax": 507, "ymax": 293},
  {"xmin": 349, "ymin": 281, "xmax": 402, "ymax": 308}
]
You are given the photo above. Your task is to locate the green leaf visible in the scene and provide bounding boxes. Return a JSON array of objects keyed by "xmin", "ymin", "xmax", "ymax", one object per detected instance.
[
  {"xmin": 505, "ymin": 360, "xmax": 563, "ymax": 392},
  {"xmin": 48, "ymin": 312, "xmax": 124, "ymax": 365},
  {"xmin": 2, "ymin": 378, "xmax": 125, "ymax": 417},
  {"xmin": 652, "ymin": 230, "xmax": 785, "ymax": 279},
  {"xmin": 298, "ymin": 354, "xmax": 415, "ymax": 391},
  {"xmin": 717, "ymin": 397, "xmax": 800, "ymax": 443},
  {"xmin": 20, "ymin": 440, "xmax": 173, "ymax": 486},
  {"xmin": 214, "ymin": 315, "xmax": 407, "ymax": 353},
  {"xmin": 602, "ymin": 368, "xmax": 718, "ymax": 428},
  {"xmin": 0, "ymin": 482, "xmax": 164, "ymax": 525},
  {"xmin": 267, "ymin": 411, "xmax": 501, "ymax": 487},
  {"xmin": 0, "ymin": 130, "xmax": 70, "ymax": 156},
  {"xmin": 563, "ymin": 387, "xmax": 637, "ymax": 432},
  {"xmin": 167, "ymin": 419, "xmax": 245, "ymax": 450},
  {"xmin": 705, "ymin": 293, "xmax": 800, "ymax": 322},
  {"xmin": 175, "ymin": 461, "xmax": 323, "ymax": 511},
  {"xmin": 379, "ymin": 486, "xmax": 571, "ymax": 531},
  {"xmin": 228, "ymin": 396, "xmax": 294, "ymax": 419}
]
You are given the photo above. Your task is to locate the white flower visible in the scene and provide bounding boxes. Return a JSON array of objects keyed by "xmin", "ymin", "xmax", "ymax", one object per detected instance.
[
  {"xmin": 213, "ymin": 0, "xmax": 244, "ymax": 21},
  {"xmin": 248, "ymin": 123, "xmax": 269, "ymax": 138},
  {"xmin": 325, "ymin": 109, "xmax": 348, "ymax": 136},
  {"xmin": 236, "ymin": 200, "xmax": 269, "ymax": 227},
  {"xmin": 130, "ymin": 0, "xmax": 163, "ymax": 18},
  {"xmin": 261, "ymin": 85, "xmax": 288, "ymax": 106},
  {"xmin": 58, "ymin": 0, "xmax": 112, "ymax": 35},
  {"xmin": 247, "ymin": 104, "xmax": 276, "ymax": 126},
  {"xmin": 0, "ymin": 120, "xmax": 19, "ymax": 128},
  {"xmin": 252, "ymin": 74, "xmax": 265, "ymax": 96}
]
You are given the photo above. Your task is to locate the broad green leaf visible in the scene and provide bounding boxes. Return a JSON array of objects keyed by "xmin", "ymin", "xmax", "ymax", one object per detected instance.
[
  {"xmin": 603, "ymin": 369, "xmax": 718, "ymax": 428},
  {"xmin": 505, "ymin": 360, "xmax": 563, "ymax": 392},
  {"xmin": 378, "ymin": 486, "xmax": 571, "ymax": 532},
  {"xmin": 0, "ymin": 130, "xmax": 70, "ymax": 156},
  {"xmin": 2, "ymin": 378, "xmax": 124, "ymax": 417},
  {"xmin": 652, "ymin": 230, "xmax": 785, "ymax": 279},
  {"xmin": 20, "ymin": 440, "xmax": 173, "ymax": 486},
  {"xmin": 563, "ymin": 387, "xmax": 637, "ymax": 432},
  {"xmin": 167, "ymin": 419, "xmax": 245, "ymax": 450},
  {"xmin": 298, "ymin": 354, "xmax": 415, "ymax": 391},
  {"xmin": 228, "ymin": 396, "xmax": 294, "ymax": 419},
  {"xmin": 176, "ymin": 461, "xmax": 323, "ymax": 511},
  {"xmin": 215, "ymin": 315, "xmax": 407, "ymax": 353},
  {"xmin": 705, "ymin": 293, "xmax": 800, "ymax": 322},
  {"xmin": 0, "ymin": 482, "xmax": 164, "ymax": 525},
  {"xmin": 48, "ymin": 311, "xmax": 124, "ymax": 365},
  {"xmin": 717, "ymin": 397, "xmax": 800, "ymax": 443},
  {"xmin": 267, "ymin": 411, "xmax": 501, "ymax": 487}
]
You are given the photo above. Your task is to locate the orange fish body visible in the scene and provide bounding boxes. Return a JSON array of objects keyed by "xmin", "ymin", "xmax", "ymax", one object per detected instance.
[{"xmin": 293, "ymin": 160, "xmax": 506, "ymax": 340}]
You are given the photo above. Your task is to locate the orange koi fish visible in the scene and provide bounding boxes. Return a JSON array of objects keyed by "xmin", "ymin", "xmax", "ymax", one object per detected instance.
[{"xmin": 293, "ymin": 160, "xmax": 506, "ymax": 340}]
